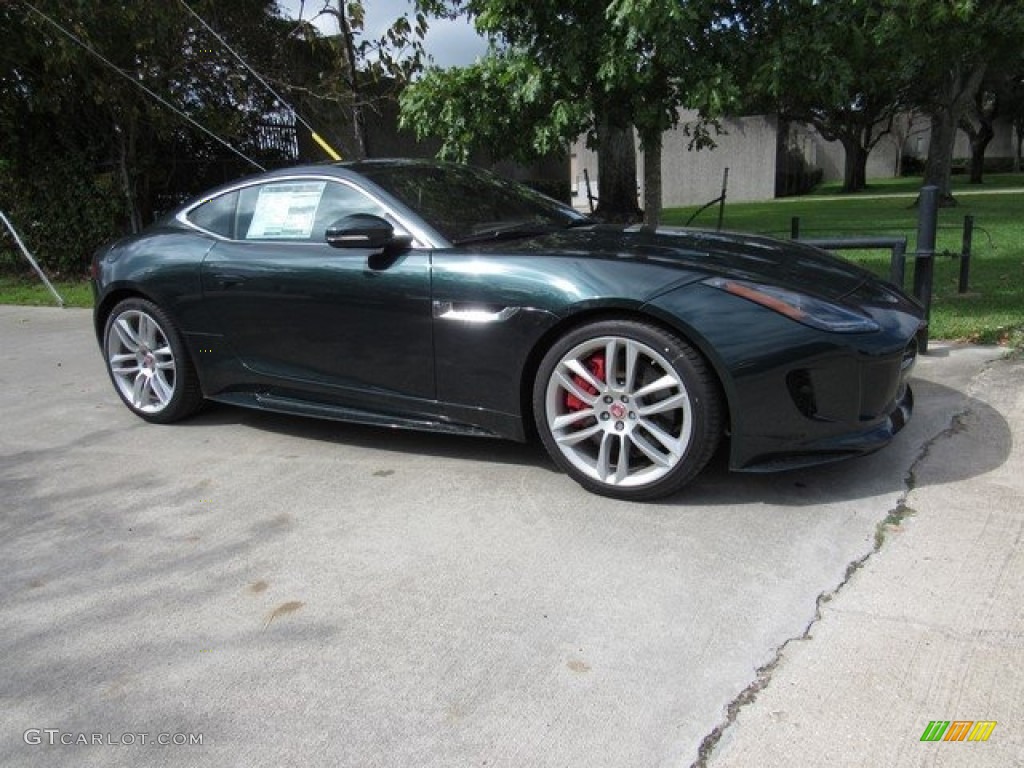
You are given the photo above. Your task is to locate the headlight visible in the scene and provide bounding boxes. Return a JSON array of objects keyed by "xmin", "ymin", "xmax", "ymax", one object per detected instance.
[{"xmin": 704, "ymin": 277, "xmax": 879, "ymax": 333}]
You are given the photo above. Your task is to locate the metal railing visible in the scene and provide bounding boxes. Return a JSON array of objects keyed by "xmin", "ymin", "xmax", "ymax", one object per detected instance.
[{"xmin": 799, "ymin": 234, "xmax": 910, "ymax": 288}]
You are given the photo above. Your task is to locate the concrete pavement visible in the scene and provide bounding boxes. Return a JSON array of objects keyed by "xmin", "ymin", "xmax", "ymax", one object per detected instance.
[
  {"xmin": 0, "ymin": 306, "xmax": 1020, "ymax": 767},
  {"xmin": 705, "ymin": 347, "xmax": 1024, "ymax": 767}
]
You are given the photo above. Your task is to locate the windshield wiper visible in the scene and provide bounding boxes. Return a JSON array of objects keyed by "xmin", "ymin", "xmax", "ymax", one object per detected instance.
[
  {"xmin": 452, "ymin": 222, "xmax": 557, "ymax": 245},
  {"xmin": 453, "ymin": 217, "xmax": 595, "ymax": 245}
]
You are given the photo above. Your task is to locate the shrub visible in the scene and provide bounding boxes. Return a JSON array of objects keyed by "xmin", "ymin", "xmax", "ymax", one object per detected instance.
[
  {"xmin": 0, "ymin": 157, "xmax": 125, "ymax": 276},
  {"xmin": 775, "ymin": 147, "xmax": 823, "ymax": 197},
  {"xmin": 899, "ymin": 156, "xmax": 925, "ymax": 176}
]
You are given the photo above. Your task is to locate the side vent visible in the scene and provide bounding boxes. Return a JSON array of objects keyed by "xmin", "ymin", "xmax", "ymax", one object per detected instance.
[{"xmin": 786, "ymin": 369, "xmax": 818, "ymax": 418}]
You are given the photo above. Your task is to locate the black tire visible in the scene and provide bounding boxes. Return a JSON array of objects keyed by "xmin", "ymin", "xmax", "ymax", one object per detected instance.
[
  {"xmin": 533, "ymin": 319, "xmax": 722, "ymax": 500},
  {"xmin": 102, "ymin": 297, "xmax": 204, "ymax": 424}
]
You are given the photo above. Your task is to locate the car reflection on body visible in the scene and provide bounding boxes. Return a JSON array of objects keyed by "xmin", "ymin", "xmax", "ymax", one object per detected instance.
[{"xmin": 91, "ymin": 160, "xmax": 923, "ymax": 500}]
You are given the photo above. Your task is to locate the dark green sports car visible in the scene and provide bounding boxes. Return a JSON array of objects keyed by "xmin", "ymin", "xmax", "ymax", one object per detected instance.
[{"xmin": 91, "ymin": 160, "xmax": 923, "ymax": 500}]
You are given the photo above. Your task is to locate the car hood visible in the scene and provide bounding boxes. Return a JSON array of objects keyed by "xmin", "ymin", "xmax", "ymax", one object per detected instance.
[{"xmin": 473, "ymin": 225, "xmax": 879, "ymax": 301}]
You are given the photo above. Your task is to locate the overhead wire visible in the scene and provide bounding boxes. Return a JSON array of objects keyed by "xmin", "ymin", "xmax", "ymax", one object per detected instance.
[
  {"xmin": 20, "ymin": 1, "xmax": 267, "ymax": 172},
  {"xmin": 174, "ymin": 0, "xmax": 342, "ymax": 161}
]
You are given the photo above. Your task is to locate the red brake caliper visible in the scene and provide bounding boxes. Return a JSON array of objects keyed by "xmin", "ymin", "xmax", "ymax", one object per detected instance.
[{"xmin": 565, "ymin": 354, "xmax": 605, "ymax": 411}]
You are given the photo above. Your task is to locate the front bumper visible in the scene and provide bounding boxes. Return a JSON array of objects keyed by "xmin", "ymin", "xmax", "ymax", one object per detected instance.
[
  {"xmin": 734, "ymin": 382, "xmax": 913, "ymax": 472},
  {"xmin": 644, "ymin": 279, "xmax": 924, "ymax": 476}
]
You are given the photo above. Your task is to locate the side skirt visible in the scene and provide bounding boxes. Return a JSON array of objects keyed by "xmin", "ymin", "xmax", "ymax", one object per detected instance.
[{"xmin": 209, "ymin": 390, "xmax": 519, "ymax": 440}]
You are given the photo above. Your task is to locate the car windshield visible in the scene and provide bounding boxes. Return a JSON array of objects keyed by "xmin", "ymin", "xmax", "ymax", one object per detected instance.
[{"xmin": 356, "ymin": 162, "xmax": 589, "ymax": 244}]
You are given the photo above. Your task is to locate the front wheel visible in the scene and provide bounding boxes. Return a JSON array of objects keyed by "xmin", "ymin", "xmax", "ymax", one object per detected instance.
[
  {"xmin": 533, "ymin": 320, "xmax": 722, "ymax": 500},
  {"xmin": 103, "ymin": 298, "xmax": 204, "ymax": 423}
]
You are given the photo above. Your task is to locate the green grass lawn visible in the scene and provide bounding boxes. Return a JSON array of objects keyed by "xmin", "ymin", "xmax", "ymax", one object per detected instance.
[
  {"xmin": 3, "ymin": 174, "xmax": 1023, "ymax": 345},
  {"xmin": 0, "ymin": 273, "xmax": 93, "ymax": 308},
  {"xmin": 666, "ymin": 176, "xmax": 1024, "ymax": 345},
  {"xmin": 809, "ymin": 171, "xmax": 1024, "ymax": 197}
]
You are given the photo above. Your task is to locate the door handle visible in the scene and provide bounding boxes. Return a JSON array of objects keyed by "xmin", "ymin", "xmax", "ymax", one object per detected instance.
[{"xmin": 209, "ymin": 272, "xmax": 247, "ymax": 289}]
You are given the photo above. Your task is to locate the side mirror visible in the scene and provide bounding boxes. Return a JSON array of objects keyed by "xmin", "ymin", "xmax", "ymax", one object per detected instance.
[{"xmin": 325, "ymin": 213, "xmax": 410, "ymax": 250}]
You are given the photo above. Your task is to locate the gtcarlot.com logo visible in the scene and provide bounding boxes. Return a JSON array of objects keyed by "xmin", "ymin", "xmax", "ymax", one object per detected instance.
[{"xmin": 24, "ymin": 729, "xmax": 203, "ymax": 746}]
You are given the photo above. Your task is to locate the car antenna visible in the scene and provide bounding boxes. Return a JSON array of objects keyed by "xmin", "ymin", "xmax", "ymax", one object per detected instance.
[
  {"xmin": 20, "ymin": 1, "xmax": 266, "ymax": 172},
  {"xmin": 174, "ymin": 0, "xmax": 343, "ymax": 162}
]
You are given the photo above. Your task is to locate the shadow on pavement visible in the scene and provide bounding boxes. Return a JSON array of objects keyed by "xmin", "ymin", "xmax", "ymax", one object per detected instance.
[{"xmin": 168, "ymin": 376, "xmax": 1010, "ymax": 508}]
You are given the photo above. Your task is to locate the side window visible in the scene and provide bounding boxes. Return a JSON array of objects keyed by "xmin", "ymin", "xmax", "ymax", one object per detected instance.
[
  {"xmin": 235, "ymin": 180, "xmax": 394, "ymax": 243},
  {"xmin": 186, "ymin": 190, "xmax": 239, "ymax": 237}
]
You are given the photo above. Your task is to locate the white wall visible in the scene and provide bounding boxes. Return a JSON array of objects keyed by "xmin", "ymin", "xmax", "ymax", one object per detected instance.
[
  {"xmin": 569, "ymin": 112, "xmax": 778, "ymax": 211},
  {"xmin": 659, "ymin": 113, "xmax": 777, "ymax": 207},
  {"xmin": 809, "ymin": 129, "xmax": 906, "ymax": 182},
  {"xmin": 568, "ymin": 110, "xmax": 1018, "ymax": 211},
  {"xmin": 808, "ymin": 113, "xmax": 1017, "ymax": 184},
  {"xmin": 569, "ymin": 141, "xmax": 603, "ymax": 211}
]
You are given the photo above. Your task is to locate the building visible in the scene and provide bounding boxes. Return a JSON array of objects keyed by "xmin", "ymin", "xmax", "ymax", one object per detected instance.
[{"xmin": 570, "ymin": 111, "xmax": 1019, "ymax": 211}]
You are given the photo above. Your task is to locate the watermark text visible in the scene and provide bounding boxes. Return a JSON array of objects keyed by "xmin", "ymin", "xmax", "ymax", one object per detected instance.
[{"xmin": 24, "ymin": 729, "xmax": 203, "ymax": 746}]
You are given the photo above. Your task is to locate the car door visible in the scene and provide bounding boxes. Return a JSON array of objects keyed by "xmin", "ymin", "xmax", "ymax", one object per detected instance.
[{"xmin": 198, "ymin": 176, "xmax": 434, "ymax": 403}]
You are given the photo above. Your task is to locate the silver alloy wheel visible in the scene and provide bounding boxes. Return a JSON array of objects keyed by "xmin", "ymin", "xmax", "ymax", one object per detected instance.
[
  {"xmin": 106, "ymin": 309, "xmax": 177, "ymax": 414},
  {"xmin": 544, "ymin": 335, "xmax": 694, "ymax": 488}
]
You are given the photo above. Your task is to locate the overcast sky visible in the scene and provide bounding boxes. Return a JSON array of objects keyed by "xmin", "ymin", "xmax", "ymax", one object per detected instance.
[{"xmin": 276, "ymin": 0, "xmax": 489, "ymax": 68}]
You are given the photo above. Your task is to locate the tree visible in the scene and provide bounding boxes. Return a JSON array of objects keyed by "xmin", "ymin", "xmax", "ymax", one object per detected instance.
[
  {"xmin": 1, "ymin": 1, "xmax": 305, "ymax": 269},
  {"xmin": 601, "ymin": 0, "xmax": 735, "ymax": 228},
  {"xmin": 888, "ymin": 108, "xmax": 927, "ymax": 178},
  {"xmin": 959, "ymin": 86, "xmax": 998, "ymax": 185},
  {"xmin": 959, "ymin": 55, "xmax": 1024, "ymax": 183},
  {"xmin": 880, "ymin": 0, "xmax": 1024, "ymax": 202},
  {"xmin": 2, "ymin": 0, "xmax": 444, "ymax": 272},
  {"xmin": 1008, "ymin": 74, "xmax": 1024, "ymax": 173},
  {"xmin": 288, "ymin": 1, "xmax": 440, "ymax": 158},
  {"xmin": 403, "ymin": 0, "xmax": 736, "ymax": 226},
  {"xmin": 400, "ymin": 50, "xmax": 588, "ymax": 163},
  {"xmin": 470, "ymin": 0, "xmax": 644, "ymax": 222},
  {"xmin": 737, "ymin": 0, "xmax": 905, "ymax": 193}
]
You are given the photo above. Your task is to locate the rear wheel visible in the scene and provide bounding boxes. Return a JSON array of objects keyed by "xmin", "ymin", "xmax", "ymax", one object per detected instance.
[
  {"xmin": 533, "ymin": 320, "xmax": 722, "ymax": 500},
  {"xmin": 103, "ymin": 298, "xmax": 203, "ymax": 423}
]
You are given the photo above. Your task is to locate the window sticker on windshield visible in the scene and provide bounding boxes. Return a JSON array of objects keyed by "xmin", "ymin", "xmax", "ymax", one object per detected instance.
[{"xmin": 246, "ymin": 182, "xmax": 326, "ymax": 239}]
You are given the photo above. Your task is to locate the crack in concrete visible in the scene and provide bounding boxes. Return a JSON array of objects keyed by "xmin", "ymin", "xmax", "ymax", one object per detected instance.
[{"xmin": 689, "ymin": 374, "xmax": 987, "ymax": 768}]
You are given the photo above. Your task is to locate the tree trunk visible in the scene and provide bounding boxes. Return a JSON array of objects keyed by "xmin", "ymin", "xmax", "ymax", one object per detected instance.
[
  {"xmin": 923, "ymin": 62, "xmax": 988, "ymax": 205},
  {"xmin": 967, "ymin": 121, "xmax": 994, "ymax": 184},
  {"xmin": 593, "ymin": 107, "xmax": 641, "ymax": 224},
  {"xmin": 337, "ymin": 2, "xmax": 368, "ymax": 159},
  {"xmin": 640, "ymin": 130, "xmax": 662, "ymax": 232},
  {"xmin": 960, "ymin": 91, "xmax": 997, "ymax": 185},
  {"xmin": 1014, "ymin": 122, "xmax": 1023, "ymax": 173},
  {"xmin": 839, "ymin": 135, "xmax": 868, "ymax": 192},
  {"xmin": 115, "ymin": 119, "xmax": 143, "ymax": 234},
  {"xmin": 923, "ymin": 111, "xmax": 958, "ymax": 204}
]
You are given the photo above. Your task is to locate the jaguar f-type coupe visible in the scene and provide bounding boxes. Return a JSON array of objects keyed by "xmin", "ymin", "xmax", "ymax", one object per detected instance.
[{"xmin": 92, "ymin": 160, "xmax": 923, "ymax": 500}]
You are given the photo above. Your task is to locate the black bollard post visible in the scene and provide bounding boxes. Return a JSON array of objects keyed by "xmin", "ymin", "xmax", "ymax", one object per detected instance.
[{"xmin": 914, "ymin": 186, "xmax": 938, "ymax": 353}]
